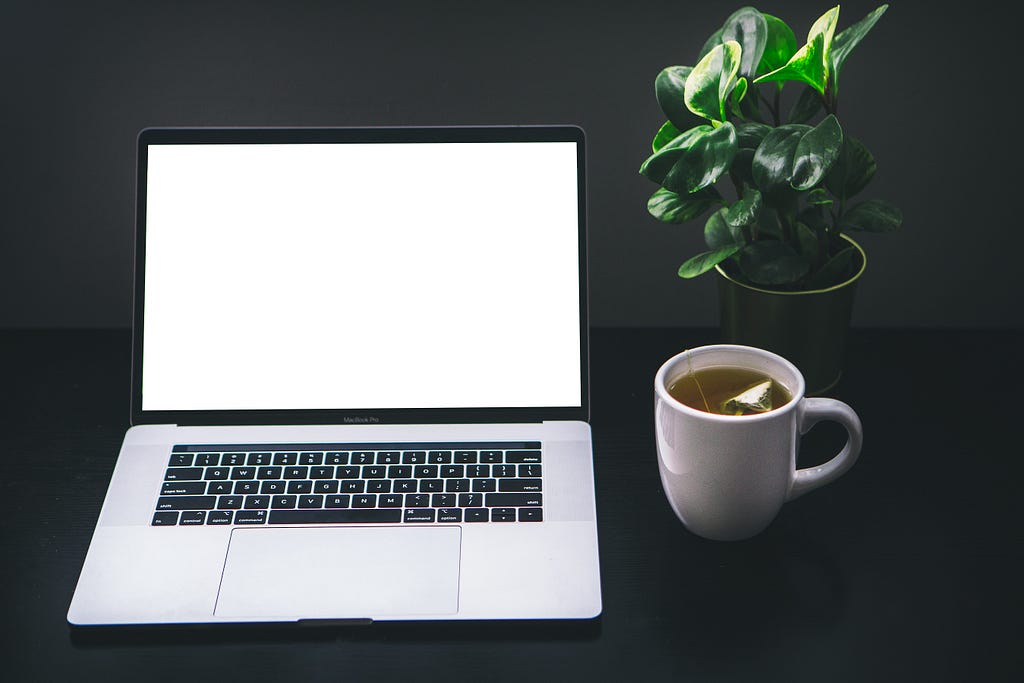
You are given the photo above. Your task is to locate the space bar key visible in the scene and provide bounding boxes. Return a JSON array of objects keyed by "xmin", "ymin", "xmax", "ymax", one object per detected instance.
[{"xmin": 268, "ymin": 509, "xmax": 403, "ymax": 525}]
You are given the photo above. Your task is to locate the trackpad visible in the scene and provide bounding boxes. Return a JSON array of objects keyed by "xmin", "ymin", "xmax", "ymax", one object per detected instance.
[{"xmin": 215, "ymin": 526, "xmax": 461, "ymax": 619}]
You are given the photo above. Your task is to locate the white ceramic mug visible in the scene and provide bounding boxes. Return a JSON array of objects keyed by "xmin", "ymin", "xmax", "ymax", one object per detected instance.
[{"xmin": 654, "ymin": 345, "xmax": 863, "ymax": 541}]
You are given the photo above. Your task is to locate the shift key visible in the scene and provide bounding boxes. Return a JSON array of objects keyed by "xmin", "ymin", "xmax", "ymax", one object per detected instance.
[
  {"xmin": 485, "ymin": 493, "xmax": 543, "ymax": 507},
  {"xmin": 155, "ymin": 496, "xmax": 217, "ymax": 511}
]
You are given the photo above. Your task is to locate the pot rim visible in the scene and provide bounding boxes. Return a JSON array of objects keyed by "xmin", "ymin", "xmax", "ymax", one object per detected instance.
[{"xmin": 714, "ymin": 233, "xmax": 867, "ymax": 296}]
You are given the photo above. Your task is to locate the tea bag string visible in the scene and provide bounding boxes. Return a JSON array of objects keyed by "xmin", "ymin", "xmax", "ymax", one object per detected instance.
[{"xmin": 686, "ymin": 350, "xmax": 711, "ymax": 413}]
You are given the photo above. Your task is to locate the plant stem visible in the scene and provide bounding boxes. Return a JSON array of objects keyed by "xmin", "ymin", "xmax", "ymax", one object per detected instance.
[
  {"xmin": 773, "ymin": 87, "xmax": 782, "ymax": 126},
  {"xmin": 778, "ymin": 210, "xmax": 794, "ymax": 244}
]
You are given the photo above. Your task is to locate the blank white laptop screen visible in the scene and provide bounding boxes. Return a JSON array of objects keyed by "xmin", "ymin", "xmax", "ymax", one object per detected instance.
[{"xmin": 141, "ymin": 140, "xmax": 582, "ymax": 412}]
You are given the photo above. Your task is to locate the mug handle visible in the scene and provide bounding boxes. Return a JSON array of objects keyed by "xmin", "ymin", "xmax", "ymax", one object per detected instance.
[{"xmin": 786, "ymin": 397, "xmax": 863, "ymax": 501}]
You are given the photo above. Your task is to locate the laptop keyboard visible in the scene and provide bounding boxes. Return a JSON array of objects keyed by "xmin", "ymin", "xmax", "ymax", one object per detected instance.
[{"xmin": 153, "ymin": 442, "xmax": 542, "ymax": 526}]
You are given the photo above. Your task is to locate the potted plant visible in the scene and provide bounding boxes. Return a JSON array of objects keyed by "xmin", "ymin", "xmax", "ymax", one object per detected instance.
[{"xmin": 640, "ymin": 4, "xmax": 901, "ymax": 394}]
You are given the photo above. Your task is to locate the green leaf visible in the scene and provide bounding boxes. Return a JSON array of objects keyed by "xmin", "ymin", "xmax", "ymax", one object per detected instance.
[
  {"xmin": 647, "ymin": 187, "xmax": 723, "ymax": 223},
  {"xmin": 721, "ymin": 7, "xmax": 767, "ymax": 80},
  {"xmin": 685, "ymin": 41, "xmax": 743, "ymax": 123},
  {"xmin": 806, "ymin": 246, "xmax": 858, "ymax": 289},
  {"xmin": 725, "ymin": 185, "xmax": 762, "ymax": 227},
  {"xmin": 794, "ymin": 221, "xmax": 819, "ymax": 262},
  {"xmin": 757, "ymin": 14, "xmax": 797, "ymax": 82},
  {"xmin": 662, "ymin": 122, "xmax": 738, "ymax": 193},
  {"xmin": 825, "ymin": 136, "xmax": 876, "ymax": 200},
  {"xmin": 655, "ymin": 66, "xmax": 705, "ymax": 132},
  {"xmin": 639, "ymin": 125, "xmax": 713, "ymax": 184},
  {"xmin": 728, "ymin": 77, "xmax": 749, "ymax": 118},
  {"xmin": 705, "ymin": 208, "xmax": 745, "ymax": 249},
  {"xmin": 697, "ymin": 28, "xmax": 724, "ymax": 61},
  {"xmin": 839, "ymin": 199, "xmax": 902, "ymax": 232},
  {"xmin": 753, "ymin": 6, "xmax": 839, "ymax": 96},
  {"xmin": 798, "ymin": 205, "xmax": 829, "ymax": 232},
  {"xmin": 738, "ymin": 240, "xmax": 810, "ymax": 285},
  {"xmin": 807, "ymin": 188, "xmax": 833, "ymax": 206},
  {"xmin": 788, "ymin": 85, "xmax": 822, "ymax": 124},
  {"xmin": 678, "ymin": 245, "xmax": 742, "ymax": 278},
  {"xmin": 653, "ymin": 121, "xmax": 682, "ymax": 153},
  {"xmin": 737, "ymin": 122, "xmax": 771, "ymax": 149},
  {"xmin": 830, "ymin": 5, "xmax": 888, "ymax": 95},
  {"xmin": 791, "ymin": 114, "xmax": 843, "ymax": 190},
  {"xmin": 751, "ymin": 124, "xmax": 809, "ymax": 201}
]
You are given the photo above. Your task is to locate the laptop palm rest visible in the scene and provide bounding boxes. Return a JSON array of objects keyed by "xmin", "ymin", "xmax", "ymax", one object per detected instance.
[{"xmin": 214, "ymin": 526, "xmax": 461, "ymax": 619}]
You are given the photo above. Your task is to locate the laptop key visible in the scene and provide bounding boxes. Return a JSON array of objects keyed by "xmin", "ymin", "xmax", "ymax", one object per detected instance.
[
  {"xmin": 445, "ymin": 479, "xmax": 470, "ymax": 493},
  {"xmin": 247, "ymin": 452, "xmax": 271, "ymax": 466},
  {"xmin": 493, "ymin": 465, "xmax": 516, "ymax": 477},
  {"xmin": 206, "ymin": 511, "xmax": 233, "ymax": 525},
  {"xmin": 325, "ymin": 452, "xmax": 350, "ymax": 465},
  {"xmin": 299, "ymin": 452, "xmax": 323, "ymax": 465},
  {"xmin": 221, "ymin": 453, "xmax": 245, "ymax": 466},
  {"xmin": 352, "ymin": 495, "xmax": 376, "ymax": 508},
  {"xmin": 273, "ymin": 452, "xmax": 298, "ymax": 466},
  {"xmin": 268, "ymin": 509, "xmax": 401, "ymax": 524},
  {"xmin": 428, "ymin": 451, "xmax": 453, "ymax": 464},
  {"xmin": 402, "ymin": 452, "xmax": 427, "ymax": 464},
  {"xmin": 419, "ymin": 479, "xmax": 443, "ymax": 493},
  {"xmin": 491, "ymin": 508, "xmax": 516, "ymax": 522},
  {"xmin": 471, "ymin": 479, "xmax": 497, "ymax": 493},
  {"xmin": 152, "ymin": 511, "xmax": 179, "ymax": 526},
  {"xmin": 204, "ymin": 468, "xmax": 229, "ymax": 481},
  {"xmin": 314, "ymin": 480, "xmax": 340, "ymax": 494},
  {"xmin": 377, "ymin": 451, "xmax": 401, "ymax": 464},
  {"xmin": 437, "ymin": 508, "xmax": 462, "ymax": 523},
  {"xmin": 208, "ymin": 481, "xmax": 232, "ymax": 495},
  {"xmin": 336, "ymin": 466, "xmax": 360, "ymax": 479},
  {"xmin": 464, "ymin": 508, "xmax": 488, "ymax": 522},
  {"xmin": 506, "ymin": 450, "xmax": 542, "ymax": 463},
  {"xmin": 367, "ymin": 480, "xmax": 391, "ymax": 493},
  {"xmin": 388, "ymin": 465, "xmax": 413, "ymax": 479},
  {"xmin": 518, "ymin": 464, "xmax": 542, "ymax": 478},
  {"xmin": 485, "ymin": 493, "xmax": 542, "ymax": 507},
  {"xmin": 432, "ymin": 494, "xmax": 456, "ymax": 508},
  {"xmin": 379, "ymin": 494, "xmax": 403, "ymax": 507},
  {"xmin": 169, "ymin": 454, "xmax": 193, "ymax": 467},
  {"xmin": 195, "ymin": 453, "xmax": 219, "ymax": 467},
  {"xmin": 351, "ymin": 452, "xmax": 375, "ymax": 465},
  {"xmin": 244, "ymin": 495, "xmax": 269, "ymax": 509},
  {"xmin": 467, "ymin": 465, "xmax": 490, "ymax": 478},
  {"xmin": 161, "ymin": 481, "xmax": 206, "ymax": 495},
  {"xmin": 260, "ymin": 480, "xmax": 286, "ymax": 495},
  {"xmin": 272, "ymin": 495, "xmax": 297, "ymax": 509},
  {"xmin": 403, "ymin": 509, "xmax": 436, "ymax": 523},
  {"xmin": 325, "ymin": 495, "xmax": 351, "ymax": 508},
  {"xmin": 217, "ymin": 496, "xmax": 243, "ymax": 510},
  {"xmin": 164, "ymin": 467, "xmax": 203, "ymax": 481},
  {"xmin": 257, "ymin": 466, "xmax": 283, "ymax": 479},
  {"xmin": 156, "ymin": 496, "xmax": 216, "ymax": 511},
  {"xmin": 340, "ymin": 480, "xmax": 365, "ymax": 493},
  {"xmin": 458, "ymin": 493, "xmax": 482, "ymax": 508},
  {"xmin": 363, "ymin": 465, "xmax": 387, "ymax": 479},
  {"xmin": 180, "ymin": 511, "xmax": 205, "ymax": 525},
  {"xmin": 498, "ymin": 478, "xmax": 542, "ymax": 492},
  {"xmin": 394, "ymin": 480, "xmax": 417, "ymax": 493},
  {"xmin": 405, "ymin": 494, "xmax": 430, "ymax": 508},
  {"xmin": 230, "ymin": 467, "xmax": 255, "ymax": 480},
  {"xmin": 287, "ymin": 480, "xmax": 313, "ymax": 494},
  {"xmin": 299, "ymin": 495, "xmax": 324, "ymax": 509},
  {"xmin": 454, "ymin": 451, "xmax": 477, "ymax": 464},
  {"xmin": 283, "ymin": 466, "xmax": 308, "ymax": 479},
  {"xmin": 309, "ymin": 466, "xmax": 333, "ymax": 479},
  {"xmin": 234, "ymin": 481, "xmax": 259, "ymax": 495},
  {"xmin": 234, "ymin": 510, "xmax": 267, "ymax": 525},
  {"xmin": 480, "ymin": 451, "xmax": 503, "ymax": 464},
  {"xmin": 518, "ymin": 508, "xmax": 543, "ymax": 522}
]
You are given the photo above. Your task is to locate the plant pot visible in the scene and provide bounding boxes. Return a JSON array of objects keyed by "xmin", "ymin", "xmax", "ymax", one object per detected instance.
[{"xmin": 715, "ymin": 234, "xmax": 866, "ymax": 396}]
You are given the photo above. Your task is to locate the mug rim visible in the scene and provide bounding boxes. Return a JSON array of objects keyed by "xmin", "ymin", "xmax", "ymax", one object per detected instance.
[{"xmin": 655, "ymin": 344, "xmax": 806, "ymax": 422}]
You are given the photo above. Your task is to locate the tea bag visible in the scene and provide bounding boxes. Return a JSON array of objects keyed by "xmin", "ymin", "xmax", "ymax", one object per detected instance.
[{"xmin": 720, "ymin": 379, "xmax": 773, "ymax": 415}]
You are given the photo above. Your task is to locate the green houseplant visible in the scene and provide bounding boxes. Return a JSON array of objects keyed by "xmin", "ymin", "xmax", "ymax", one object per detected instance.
[{"xmin": 640, "ymin": 4, "xmax": 901, "ymax": 393}]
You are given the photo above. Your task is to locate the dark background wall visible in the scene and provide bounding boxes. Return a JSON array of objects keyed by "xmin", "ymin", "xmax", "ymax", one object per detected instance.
[{"xmin": 1, "ymin": 0, "xmax": 1019, "ymax": 328}]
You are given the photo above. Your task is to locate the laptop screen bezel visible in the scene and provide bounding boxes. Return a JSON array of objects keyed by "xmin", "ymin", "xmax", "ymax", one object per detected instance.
[{"xmin": 130, "ymin": 126, "xmax": 589, "ymax": 426}]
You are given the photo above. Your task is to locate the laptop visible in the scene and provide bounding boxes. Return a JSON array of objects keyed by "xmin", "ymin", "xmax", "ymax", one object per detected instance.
[{"xmin": 67, "ymin": 125, "xmax": 602, "ymax": 625}]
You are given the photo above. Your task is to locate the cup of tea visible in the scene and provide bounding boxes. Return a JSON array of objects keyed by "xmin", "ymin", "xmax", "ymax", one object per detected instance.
[{"xmin": 654, "ymin": 344, "xmax": 862, "ymax": 541}]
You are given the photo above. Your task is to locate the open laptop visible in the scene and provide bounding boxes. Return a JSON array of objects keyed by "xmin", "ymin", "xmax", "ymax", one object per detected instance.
[{"xmin": 68, "ymin": 126, "xmax": 601, "ymax": 625}]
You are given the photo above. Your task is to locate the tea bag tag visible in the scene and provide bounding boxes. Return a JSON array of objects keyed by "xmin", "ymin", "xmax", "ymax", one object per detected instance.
[{"xmin": 721, "ymin": 379, "xmax": 773, "ymax": 414}]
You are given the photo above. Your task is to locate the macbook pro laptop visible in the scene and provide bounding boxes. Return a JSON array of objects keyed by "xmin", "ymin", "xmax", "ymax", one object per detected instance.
[{"xmin": 68, "ymin": 126, "xmax": 601, "ymax": 625}]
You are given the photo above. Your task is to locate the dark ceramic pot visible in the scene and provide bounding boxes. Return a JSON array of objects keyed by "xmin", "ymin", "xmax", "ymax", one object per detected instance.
[{"xmin": 715, "ymin": 234, "xmax": 865, "ymax": 396}]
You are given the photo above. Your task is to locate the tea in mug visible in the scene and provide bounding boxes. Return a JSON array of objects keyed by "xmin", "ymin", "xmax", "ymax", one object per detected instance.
[{"xmin": 668, "ymin": 366, "xmax": 792, "ymax": 415}]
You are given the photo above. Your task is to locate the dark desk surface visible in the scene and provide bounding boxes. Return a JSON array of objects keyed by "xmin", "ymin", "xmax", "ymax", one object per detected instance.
[{"xmin": 2, "ymin": 328, "xmax": 1021, "ymax": 681}]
